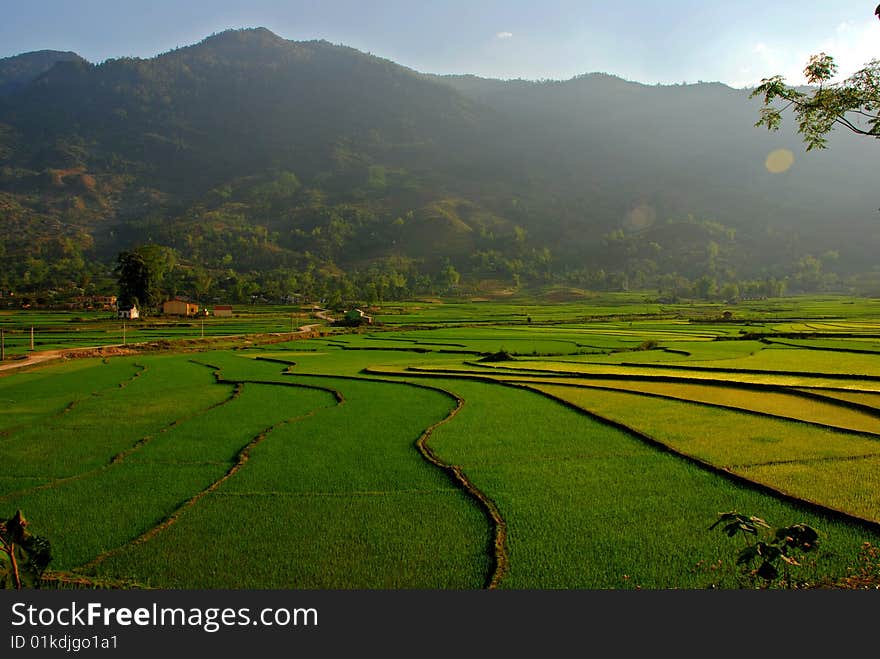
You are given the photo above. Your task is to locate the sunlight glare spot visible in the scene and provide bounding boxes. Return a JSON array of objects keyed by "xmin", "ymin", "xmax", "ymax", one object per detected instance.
[
  {"xmin": 765, "ymin": 149, "xmax": 794, "ymax": 173},
  {"xmin": 626, "ymin": 204, "xmax": 656, "ymax": 230}
]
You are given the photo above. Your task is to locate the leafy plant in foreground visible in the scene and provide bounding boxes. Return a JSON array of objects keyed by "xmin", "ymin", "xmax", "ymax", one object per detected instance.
[
  {"xmin": 0, "ymin": 510, "xmax": 52, "ymax": 589},
  {"xmin": 710, "ymin": 511, "xmax": 819, "ymax": 588}
]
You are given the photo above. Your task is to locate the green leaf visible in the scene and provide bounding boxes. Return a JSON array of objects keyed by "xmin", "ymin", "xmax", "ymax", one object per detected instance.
[
  {"xmin": 756, "ymin": 542, "xmax": 781, "ymax": 562},
  {"xmin": 711, "ymin": 511, "xmax": 769, "ymax": 538},
  {"xmin": 776, "ymin": 524, "xmax": 820, "ymax": 552},
  {"xmin": 736, "ymin": 545, "xmax": 759, "ymax": 566},
  {"xmin": 756, "ymin": 560, "xmax": 779, "ymax": 581}
]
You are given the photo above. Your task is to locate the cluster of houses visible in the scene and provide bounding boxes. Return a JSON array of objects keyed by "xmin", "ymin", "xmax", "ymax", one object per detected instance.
[
  {"xmin": 117, "ymin": 297, "xmax": 236, "ymax": 320},
  {"xmin": 114, "ymin": 297, "xmax": 372, "ymax": 327}
]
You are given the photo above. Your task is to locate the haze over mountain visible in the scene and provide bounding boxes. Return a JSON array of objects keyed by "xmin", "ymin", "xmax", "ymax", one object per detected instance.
[{"xmin": 1, "ymin": 27, "xmax": 878, "ymax": 303}]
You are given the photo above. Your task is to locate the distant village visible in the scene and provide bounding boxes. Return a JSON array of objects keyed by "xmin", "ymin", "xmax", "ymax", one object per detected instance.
[
  {"xmin": 50, "ymin": 295, "xmax": 232, "ymax": 320},
  {"xmin": 28, "ymin": 293, "xmax": 375, "ymax": 327}
]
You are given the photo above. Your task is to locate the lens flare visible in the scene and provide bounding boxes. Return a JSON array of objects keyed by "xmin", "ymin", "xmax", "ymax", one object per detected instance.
[
  {"xmin": 765, "ymin": 149, "xmax": 794, "ymax": 173},
  {"xmin": 626, "ymin": 204, "xmax": 656, "ymax": 230}
]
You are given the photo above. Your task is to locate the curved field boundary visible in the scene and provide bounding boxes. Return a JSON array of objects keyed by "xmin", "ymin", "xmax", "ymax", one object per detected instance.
[
  {"xmin": 724, "ymin": 452, "xmax": 880, "ymax": 470},
  {"xmin": 562, "ymin": 375, "xmax": 880, "ymax": 421},
  {"xmin": 117, "ymin": 362, "xmax": 147, "ymax": 388},
  {"xmin": 615, "ymin": 361, "xmax": 880, "ymax": 382},
  {"xmin": 254, "ymin": 356, "xmax": 298, "ymax": 368},
  {"xmin": 245, "ymin": 359, "xmax": 510, "ymax": 589},
  {"xmin": 340, "ymin": 345, "xmax": 480, "ymax": 355},
  {"xmin": 747, "ymin": 332, "xmax": 880, "ymax": 341},
  {"xmin": 796, "ymin": 388, "xmax": 880, "ymax": 410},
  {"xmin": 660, "ymin": 348, "xmax": 691, "ymax": 356},
  {"xmin": 766, "ymin": 339, "xmax": 880, "ymax": 355},
  {"xmin": 367, "ymin": 333, "xmax": 589, "ymax": 352},
  {"xmin": 70, "ymin": 362, "xmax": 345, "ymax": 576},
  {"xmin": 398, "ymin": 363, "xmax": 880, "ymax": 403},
  {"xmin": 363, "ymin": 336, "xmax": 470, "ymax": 348},
  {"xmin": 371, "ymin": 367, "xmax": 880, "ymax": 535},
  {"xmin": 0, "ymin": 362, "xmax": 146, "ymax": 442},
  {"xmin": 77, "ymin": 364, "xmax": 509, "ymax": 587},
  {"xmin": 519, "ymin": 383, "xmax": 880, "ymax": 533},
  {"xmin": 109, "ymin": 382, "xmax": 244, "ymax": 465},
  {"xmin": 495, "ymin": 379, "xmax": 880, "ymax": 439},
  {"xmin": 199, "ymin": 358, "xmax": 345, "ymax": 404},
  {"xmin": 450, "ymin": 361, "xmax": 880, "ymax": 393},
  {"xmin": 529, "ymin": 367, "xmax": 880, "ymax": 419},
  {"xmin": 77, "ymin": 408, "xmax": 323, "ymax": 574},
  {"xmin": 0, "ymin": 379, "xmax": 243, "ymax": 503},
  {"xmin": 227, "ymin": 377, "xmax": 345, "ymax": 404},
  {"xmin": 381, "ymin": 362, "xmax": 880, "ymax": 440},
  {"xmin": 370, "ymin": 365, "xmax": 880, "ymax": 437},
  {"xmin": 768, "ymin": 387, "xmax": 880, "ymax": 418},
  {"xmin": 411, "ymin": 387, "xmax": 508, "ymax": 590}
]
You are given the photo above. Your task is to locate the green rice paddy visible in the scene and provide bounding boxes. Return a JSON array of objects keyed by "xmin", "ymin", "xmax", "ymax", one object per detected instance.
[{"xmin": 4, "ymin": 294, "xmax": 880, "ymax": 589}]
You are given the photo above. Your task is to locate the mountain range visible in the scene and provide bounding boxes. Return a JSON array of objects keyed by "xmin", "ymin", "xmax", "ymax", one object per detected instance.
[{"xmin": 1, "ymin": 27, "xmax": 878, "ymax": 302}]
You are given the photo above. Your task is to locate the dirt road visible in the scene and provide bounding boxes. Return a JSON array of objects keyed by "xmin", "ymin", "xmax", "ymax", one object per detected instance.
[
  {"xmin": 0, "ymin": 321, "xmax": 326, "ymax": 375},
  {"xmin": 0, "ymin": 345, "xmax": 134, "ymax": 374}
]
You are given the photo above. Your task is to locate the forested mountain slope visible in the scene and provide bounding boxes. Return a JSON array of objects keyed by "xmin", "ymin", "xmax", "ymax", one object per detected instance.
[{"xmin": 1, "ymin": 28, "xmax": 877, "ymax": 302}]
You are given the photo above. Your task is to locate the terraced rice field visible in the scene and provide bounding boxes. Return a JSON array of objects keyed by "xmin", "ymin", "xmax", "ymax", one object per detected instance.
[{"xmin": 4, "ymin": 296, "xmax": 880, "ymax": 589}]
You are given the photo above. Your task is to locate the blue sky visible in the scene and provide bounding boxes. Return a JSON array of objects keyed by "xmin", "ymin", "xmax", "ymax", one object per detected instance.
[{"xmin": 3, "ymin": 1, "xmax": 878, "ymax": 88}]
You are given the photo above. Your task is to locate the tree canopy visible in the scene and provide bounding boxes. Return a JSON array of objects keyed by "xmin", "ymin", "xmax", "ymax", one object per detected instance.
[
  {"xmin": 3, "ymin": 28, "xmax": 880, "ymax": 305},
  {"xmin": 751, "ymin": 19, "xmax": 879, "ymax": 150},
  {"xmin": 114, "ymin": 244, "xmax": 176, "ymax": 311}
]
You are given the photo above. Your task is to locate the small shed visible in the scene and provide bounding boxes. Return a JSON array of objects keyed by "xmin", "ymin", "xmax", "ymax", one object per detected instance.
[
  {"xmin": 214, "ymin": 305, "xmax": 234, "ymax": 317},
  {"xmin": 118, "ymin": 305, "xmax": 139, "ymax": 320}
]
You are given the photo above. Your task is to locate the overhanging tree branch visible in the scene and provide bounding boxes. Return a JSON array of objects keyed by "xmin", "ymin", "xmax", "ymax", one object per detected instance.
[{"xmin": 752, "ymin": 54, "xmax": 880, "ymax": 151}]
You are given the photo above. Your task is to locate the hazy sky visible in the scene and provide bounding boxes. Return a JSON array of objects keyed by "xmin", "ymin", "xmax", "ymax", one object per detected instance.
[{"xmin": 3, "ymin": 1, "xmax": 878, "ymax": 88}]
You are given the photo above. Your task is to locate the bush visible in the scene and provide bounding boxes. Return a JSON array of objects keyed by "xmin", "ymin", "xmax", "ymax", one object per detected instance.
[{"xmin": 478, "ymin": 349, "xmax": 515, "ymax": 362}]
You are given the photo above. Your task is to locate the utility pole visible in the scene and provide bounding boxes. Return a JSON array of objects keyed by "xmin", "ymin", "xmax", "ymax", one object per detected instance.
[
  {"xmin": 122, "ymin": 321, "xmax": 126, "ymax": 346},
  {"xmin": 201, "ymin": 318, "xmax": 205, "ymax": 339},
  {"xmin": 1, "ymin": 329, "xmax": 4, "ymax": 361},
  {"xmin": 30, "ymin": 326, "xmax": 34, "ymax": 351}
]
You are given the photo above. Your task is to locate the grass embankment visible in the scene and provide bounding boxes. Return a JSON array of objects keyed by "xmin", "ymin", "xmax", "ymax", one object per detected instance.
[
  {"xmin": 530, "ymin": 385, "xmax": 880, "ymax": 523},
  {"xmin": 363, "ymin": 359, "xmax": 880, "ymax": 434},
  {"xmin": 1, "ymin": 360, "xmax": 334, "ymax": 570},
  {"xmin": 502, "ymin": 378, "xmax": 880, "ymax": 435},
  {"xmin": 472, "ymin": 359, "xmax": 880, "ymax": 391},
  {"xmin": 0, "ymin": 359, "xmax": 142, "ymax": 433},
  {"xmin": 0, "ymin": 356, "xmax": 229, "ymax": 496}
]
